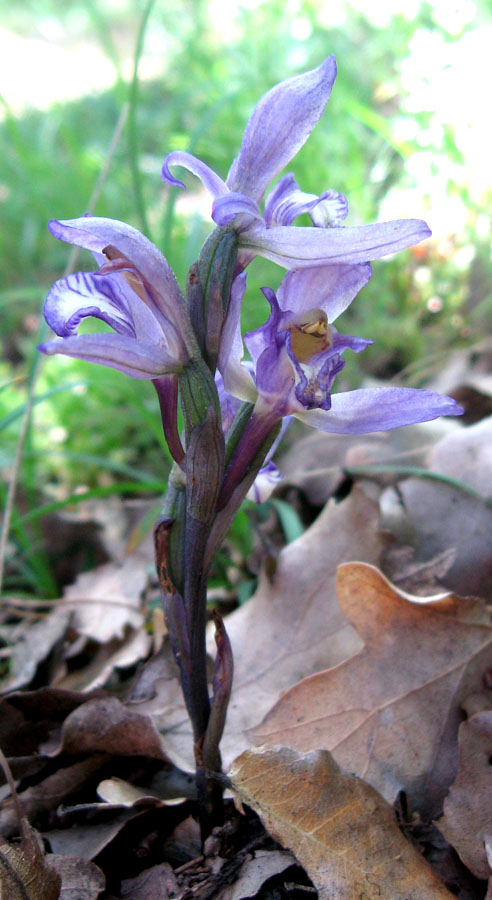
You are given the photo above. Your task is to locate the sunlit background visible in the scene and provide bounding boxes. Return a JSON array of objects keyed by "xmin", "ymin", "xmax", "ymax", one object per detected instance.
[{"xmin": 1, "ymin": 0, "xmax": 491, "ymax": 596}]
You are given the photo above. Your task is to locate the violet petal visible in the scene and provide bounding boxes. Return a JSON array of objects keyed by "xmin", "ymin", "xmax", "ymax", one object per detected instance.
[
  {"xmin": 212, "ymin": 192, "xmax": 261, "ymax": 228},
  {"xmin": 330, "ymin": 330, "xmax": 374, "ymax": 355},
  {"xmin": 227, "ymin": 55, "xmax": 337, "ymax": 202},
  {"xmin": 217, "ymin": 273, "xmax": 257, "ymax": 402},
  {"xmin": 295, "ymin": 387, "xmax": 464, "ymax": 433},
  {"xmin": 246, "ymin": 460, "xmax": 283, "ymax": 503},
  {"xmin": 263, "ymin": 173, "xmax": 299, "ymax": 226},
  {"xmin": 44, "ymin": 272, "xmax": 133, "ymax": 337},
  {"xmin": 244, "ymin": 287, "xmax": 285, "ymax": 370},
  {"xmin": 242, "ymin": 218, "xmax": 432, "ymax": 268},
  {"xmin": 161, "ymin": 150, "xmax": 228, "ymax": 197},
  {"xmin": 310, "ymin": 190, "xmax": 348, "ymax": 227},
  {"xmin": 39, "ymin": 332, "xmax": 179, "ymax": 379},
  {"xmin": 48, "ymin": 217, "xmax": 184, "ymax": 320},
  {"xmin": 276, "ymin": 263, "xmax": 372, "ymax": 321},
  {"xmin": 264, "ymin": 175, "xmax": 348, "ymax": 227}
]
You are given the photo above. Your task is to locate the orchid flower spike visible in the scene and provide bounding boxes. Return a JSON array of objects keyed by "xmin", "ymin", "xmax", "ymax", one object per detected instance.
[
  {"xmin": 162, "ymin": 57, "xmax": 431, "ymax": 272},
  {"xmin": 216, "ymin": 264, "xmax": 463, "ymax": 502}
]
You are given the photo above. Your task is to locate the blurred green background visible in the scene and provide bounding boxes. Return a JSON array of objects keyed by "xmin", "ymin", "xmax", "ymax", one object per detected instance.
[{"xmin": 1, "ymin": 0, "xmax": 491, "ymax": 597}]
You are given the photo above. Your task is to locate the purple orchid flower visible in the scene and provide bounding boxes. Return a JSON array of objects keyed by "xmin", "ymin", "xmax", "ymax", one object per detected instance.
[
  {"xmin": 216, "ymin": 264, "xmax": 463, "ymax": 502},
  {"xmin": 38, "ymin": 216, "xmax": 195, "ymax": 463},
  {"xmin": 161, "ymin": 57, "xmax": 431, "ymax": 271},
  {"xmin": 39, "ymin": 216, "xmax": 192, "ymax": 377}
]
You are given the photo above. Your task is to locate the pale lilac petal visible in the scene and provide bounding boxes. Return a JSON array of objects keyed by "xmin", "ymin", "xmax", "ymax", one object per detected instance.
[
  {"xmin": 330, "ymin": 330, "xmax": 373, "ymax": 355},
  {"xmin": 264, "ymin": 175, "xmax": 348, "ymax": 227},
  {"xmin": 295, "ymin": 387, "xmax": 463, "ymax": 433},
  {"xmin": 310, "ymin": 190, "xmax": 348, "ymax": 226},
  {"xmin": 39, "ymin": 332, "xmax": 179, "ymax": 379},
  {"xmin": 212, "ymin": 193, "xmax": 261, "ymax": 228},
  {"xmin": 276, "ymin": 263, "xmax": 372, "ymax": 321},
  {"xmin": 44, "ymin": 270, "xmax": 185, "ymax": 363},
  {"xmin": 244, "ymin": 287, "xmax": 285, "ymax": 369},
  {"xmin": 161, "ymin": 150, "xmax": 228, "ymax": 198},
  {"xmin": 247, "ymin": 461, "xmax": 283, "ymax": 503},
  {"xmin": 48, "ymin": 217, "xmax": 184, "ymax": 321},
  {"xmin": 227, "ymin": 56, "xmax": 337, "ymax": 202},
  {"xmin": 45, "ymin": 272, "xmax": 133, "ymax": 337},
  {"xmin": 218, "ymin": 273, "xmax": 246, "ymax": 373},
  {"xmin": 242, "ymin": 219, "xmax": 432, "ymax": 268},
  {"xmin": 221, "ymin": 362, "xmax": 257, "ymax": 405},
  {"xmin": 263, "ymin": 174, "xmax": 299, "ymax": 226},
  {"xmin": 123, "ymin": 290, "xmax": 185, "ymax": 359},
  {"xmin": 218, "ymin": 273, "xmax": 257, "ymax": 402}
]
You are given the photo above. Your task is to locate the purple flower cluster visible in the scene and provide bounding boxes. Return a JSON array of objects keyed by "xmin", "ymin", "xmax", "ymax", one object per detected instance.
[
  {"xmin": 40, "ymin": 56, "xmax": 462, "ymax": 502},
  {"xmin": 219, "ymin": 264, "xmax": 459, "ymax": 437},
  {"xmin": 40, "ymin": 217, "xmax": 191, "ymax": 378},
  {"xmin": 162, "ymin": 57, "xmax": 431, "ymax": 272}
]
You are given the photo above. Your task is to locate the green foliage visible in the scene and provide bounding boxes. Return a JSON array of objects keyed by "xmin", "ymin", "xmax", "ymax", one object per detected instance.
[{"xmin": 1, "ymin": 0, "xmax": 490, "ymax": 597}]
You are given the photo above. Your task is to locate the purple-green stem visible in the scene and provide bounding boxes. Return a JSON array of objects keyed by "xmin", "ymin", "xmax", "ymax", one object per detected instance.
[{"xmin": 154, "ymin": 231, "xmax": 241, "ymax": 838}]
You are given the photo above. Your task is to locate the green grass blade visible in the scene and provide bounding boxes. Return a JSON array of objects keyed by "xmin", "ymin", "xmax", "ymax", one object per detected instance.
[{"xmin": 270, "ymin": 498, "xmax": 305, "ymax": 544}]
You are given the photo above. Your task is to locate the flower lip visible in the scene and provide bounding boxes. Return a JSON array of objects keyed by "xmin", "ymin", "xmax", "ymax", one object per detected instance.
[{"xmin": 286, "ymin": 329, "xmax": 346, "ymax": 412}]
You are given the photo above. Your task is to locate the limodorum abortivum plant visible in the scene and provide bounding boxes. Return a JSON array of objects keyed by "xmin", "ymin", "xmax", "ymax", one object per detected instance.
[{"xmin": 39, "ymin": 55, "xmax": 463, "ymax": 836}]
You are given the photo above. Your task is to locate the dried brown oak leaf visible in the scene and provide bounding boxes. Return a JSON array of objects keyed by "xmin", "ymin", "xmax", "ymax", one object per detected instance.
[
  {"xmin": 118, "ymin": 862, "xmax": 178, "ymax": 899},
  {"xmin": 250, "ymin": 562, "xmax": 492, "ymax": 818},
  {"xmin": 215, "ymin": 849, "xmax": 297, "ymax": 900},
  {"xmin": 382, "ymin": 415, "xmax": 492, "ymax": 600},
  {"xmin": 0, "ymin": 822, "xmax": 61, "ymax": 900},
  {"xmin": 438, "ymin": 711, "xmax": 492, "ymax": 879},
  {"xmin": 57, "ymin": 696, "xmax": 171, "ymax": 760},
  {"xmin": 0, "ymin": 755, "xmax": 105, "ymax": 839},
  {"xmin": 61, "ymin": 554, "xmax": 149, "ymax": 643},
  {"xmin": 3, "ymin": 609, "xmax": 72, "ymax": 693},
  {"xmin": 47, "ymin": 856, "xmax": 105, "ymax": 900},
  {"xmin": 229, "ymin": 746, "xmax": 455, "ymax": 900},
  {"xmin": 278, "ymin": 419, "xmax": 445, "ymax": 505},
  {"xmin": 212, "ymin": 488, "xmax": 383, "ymax": 769}
]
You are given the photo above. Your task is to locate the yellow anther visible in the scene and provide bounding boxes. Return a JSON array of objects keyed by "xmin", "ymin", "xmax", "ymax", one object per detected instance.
[{"xmin": 299, "ymin": 318, "xmax": 328, "ymax": 337}]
